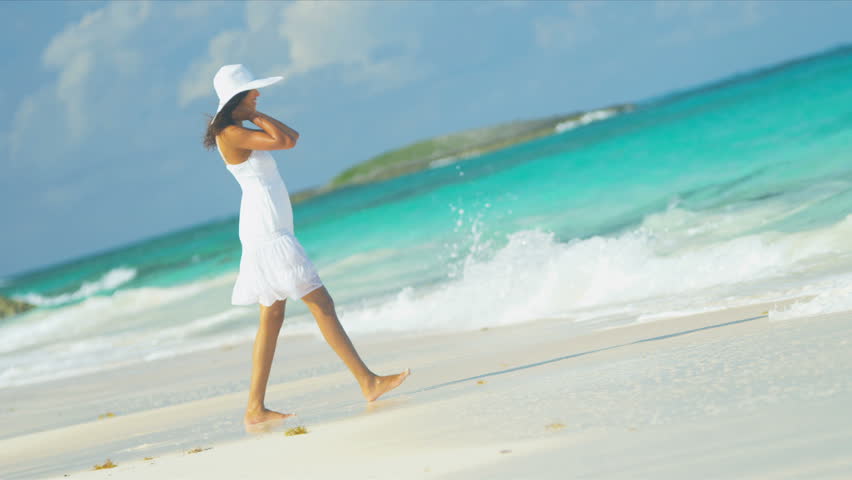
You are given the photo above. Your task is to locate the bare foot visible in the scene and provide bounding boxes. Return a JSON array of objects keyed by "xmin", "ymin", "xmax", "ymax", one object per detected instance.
[
  {"xmin": 362, "ymin": 369, "xmax": 411, "ymax": 402},
  {"xmin": 244, "ymin": 407, "xmax": 294, "ymax": 428}
]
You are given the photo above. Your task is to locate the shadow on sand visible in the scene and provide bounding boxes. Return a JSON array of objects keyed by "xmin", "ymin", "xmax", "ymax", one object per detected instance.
[{"xmin": 407, "ymin": 314, "xmax": 767, "ymax": 395}]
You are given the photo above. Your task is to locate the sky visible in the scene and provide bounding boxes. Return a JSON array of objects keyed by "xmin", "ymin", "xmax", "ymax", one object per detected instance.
[{"xmin": 2, "ymin": 0, "xmax": 851, "ymax": 277}]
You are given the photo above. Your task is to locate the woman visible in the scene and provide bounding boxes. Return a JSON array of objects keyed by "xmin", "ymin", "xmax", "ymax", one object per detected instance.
[{"xmin": 203, "ymin": 64, "xmax": 409, "ymax": 428}]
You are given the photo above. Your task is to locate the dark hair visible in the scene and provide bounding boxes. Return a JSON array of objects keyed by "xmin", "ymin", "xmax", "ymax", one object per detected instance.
[{"xmin": 202, "ymin": 90, "xmax": 250, "ymax": 150}]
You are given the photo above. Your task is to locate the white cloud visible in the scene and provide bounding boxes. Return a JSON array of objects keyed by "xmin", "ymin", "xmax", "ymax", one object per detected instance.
[
  {"xmin": 179, "ymin": 0, "xmax": 427, "ymax": 107},
  {"xmin": 278, "ymin": 1, "xmax": 424, "ymax": 90},
  {"xmin": 43, "ymin": 1, "xmax": 151, "ymax": 81},
  {"xmin": 4, "ymin": 1, "xmax": 151, "ymax": 168},
  {"xmin": 6, "ymin": 92, "xmax": 37, "ymax": 165},
  {"xmin": 279, "ymin": 2, "xmax": 382, "ymax": 77},
  {"xmin": 54, "ymin": 50, "xmax": 94, "ymax": 141},
  {"xmin": 5, "ymin": 0, "xmax": 152, "ymax": 161},
  {"xmin": 178, "ymin": 1, "xmax": 282, "ymax": 108}
]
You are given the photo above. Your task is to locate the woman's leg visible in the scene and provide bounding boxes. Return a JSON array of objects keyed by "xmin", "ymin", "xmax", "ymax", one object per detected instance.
[
  {"xmin": 244, "ymin": 299, "xmax": 294, "ymax": 425},
  {"xmin": 301, "ymin": 286, "xmax": 410, "ymax": 401}
]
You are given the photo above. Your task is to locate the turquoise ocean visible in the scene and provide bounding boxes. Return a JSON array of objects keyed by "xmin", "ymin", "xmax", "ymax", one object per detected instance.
[{"xmin": 2, "ymin": 46, "xmax": 851, "ymax": 388}]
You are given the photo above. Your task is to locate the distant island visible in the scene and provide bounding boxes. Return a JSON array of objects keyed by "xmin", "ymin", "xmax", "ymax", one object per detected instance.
[{"xmin": 291, "ymin": 103, "xmax": 634, "ymax": 203}]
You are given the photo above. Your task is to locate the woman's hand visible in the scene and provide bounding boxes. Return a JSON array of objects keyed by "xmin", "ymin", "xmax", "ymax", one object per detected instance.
[
  {"xmin": 231, "ymin": 103, "xmax": 257, "ymax": 122},
  {"xmin": 248, "ymin": 110, "xmax": 265, "ymax": 125},
  {"xmin": 254, "ymin": 112, "xmax": 299, "ymax": 144}
]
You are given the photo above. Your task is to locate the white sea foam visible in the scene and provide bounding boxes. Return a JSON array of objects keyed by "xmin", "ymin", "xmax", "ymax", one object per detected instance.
[
  {"xmin": 0, "ymin": 273, "xmax": 252, "ymax": 388},
  {"xmin": 769, "ymin": 279, "xmax": 852, "ymax": 321},
  {"xmin": 14, "ymin": 267, "xmax": 138, "ymax": 307},
  {"xmin": 0, "ymin": 273, "xmax": 234, "ymax": 356},
  {"xmin": 337, "ymin": 213, "xmax": 852, "ymax": 335},
  {"xmin": 554, "ymin": 109, "xmax": 618, "ymax": 134}
]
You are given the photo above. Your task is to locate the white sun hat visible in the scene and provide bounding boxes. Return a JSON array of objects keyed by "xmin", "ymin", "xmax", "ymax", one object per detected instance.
[{"xmin": 212, "ymin": 64, "xmax": 283, "ymax": 122}]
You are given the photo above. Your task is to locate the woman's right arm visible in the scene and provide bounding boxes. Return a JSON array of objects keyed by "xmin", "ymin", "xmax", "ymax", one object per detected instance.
[
  {"xmin": 220, "ymin": 112, "xmax": 298, "ymax": 151},
  {"xmin": 256, "ymin": 113, "xmax": 299, "ymax": 145}
]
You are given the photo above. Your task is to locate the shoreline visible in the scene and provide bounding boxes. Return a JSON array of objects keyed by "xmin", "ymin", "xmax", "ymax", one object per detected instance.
[{"xmin": 2, "ymin": 298, "xmax": 851, "ymax": 479}]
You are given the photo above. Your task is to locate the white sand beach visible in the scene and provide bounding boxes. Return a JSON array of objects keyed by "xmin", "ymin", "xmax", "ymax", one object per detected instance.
[{"xmin": 2, "ymin": 298, "xmax": 851, "ymax": 479}]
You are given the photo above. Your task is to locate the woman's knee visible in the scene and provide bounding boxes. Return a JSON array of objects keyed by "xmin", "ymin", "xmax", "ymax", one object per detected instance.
[
  {"xmin": 260, "ymin": 299, "xmax": 286, "ymax": 319},
  {"xmin": 303, "ymin": 286, "xmax": 335, "ymax": 313}
]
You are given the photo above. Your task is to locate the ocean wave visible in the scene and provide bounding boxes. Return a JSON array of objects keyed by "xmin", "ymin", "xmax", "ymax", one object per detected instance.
[
  {"xmin": 553, "ymin": 108, "xmax": 618, "ymax": 134},
  {"xmin": 337, "ymin": 213, "xmax": 852, "ymax": 334},
  {"xmin": 0, "ymin": 273, "xmax": 234, "ymax": 356},
  {"xmin": 0, "ymin": 273, "xmax": 250, "ymax": 388},
  {"xmin": 13, "ymin": 267, "xmax": 138, "ymax": 307},
  {"xmin": 5, "ymin": 210, "xmax": 852, "ymax": 387}
]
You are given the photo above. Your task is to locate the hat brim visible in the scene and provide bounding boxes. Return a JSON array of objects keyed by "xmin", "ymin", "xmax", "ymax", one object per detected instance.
[{"xmin": 213, "ymin": 75, "xmax": 284, "ymax": 118}]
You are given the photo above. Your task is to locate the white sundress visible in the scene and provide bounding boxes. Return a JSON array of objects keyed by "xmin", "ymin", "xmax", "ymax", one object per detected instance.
[{"xmin": 217, "ymin": 144, "xmax": 324, "ymax": 306}]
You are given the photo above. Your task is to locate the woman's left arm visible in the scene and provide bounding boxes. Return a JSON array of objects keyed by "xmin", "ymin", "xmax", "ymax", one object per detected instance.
[{"xmin": 253, "ymin": 113, "xmax": 299, "ymax": 145}]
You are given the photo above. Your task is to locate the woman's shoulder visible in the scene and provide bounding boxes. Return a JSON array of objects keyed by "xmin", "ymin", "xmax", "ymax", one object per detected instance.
[
  {"xmin": 215, "ymin": 126, "xmax": 240, "ymax": 146},
  {"xmin": 218, "ymin": 124, "xmax": 255, "ymax": 143}
]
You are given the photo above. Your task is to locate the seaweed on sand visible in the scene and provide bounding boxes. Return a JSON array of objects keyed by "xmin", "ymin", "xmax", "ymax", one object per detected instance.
[
  {"xmin": 93, "ymin": 459, "xmax": 117, "ymax": 470},
  {"xmin": 285, "ymin": 426, "xmax": 308, "ymax": 436}
]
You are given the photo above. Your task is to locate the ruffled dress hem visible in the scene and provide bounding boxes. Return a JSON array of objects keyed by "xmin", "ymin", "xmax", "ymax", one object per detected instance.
[{"xmin": 230, "ymin": 231, "xmax": 324, "ymax": 306}]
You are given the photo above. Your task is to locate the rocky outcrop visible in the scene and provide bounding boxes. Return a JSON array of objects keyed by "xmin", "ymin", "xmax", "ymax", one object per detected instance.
[{"xmin": 0, "ymin": 295, "xmax": 35, "ymax": 319}]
